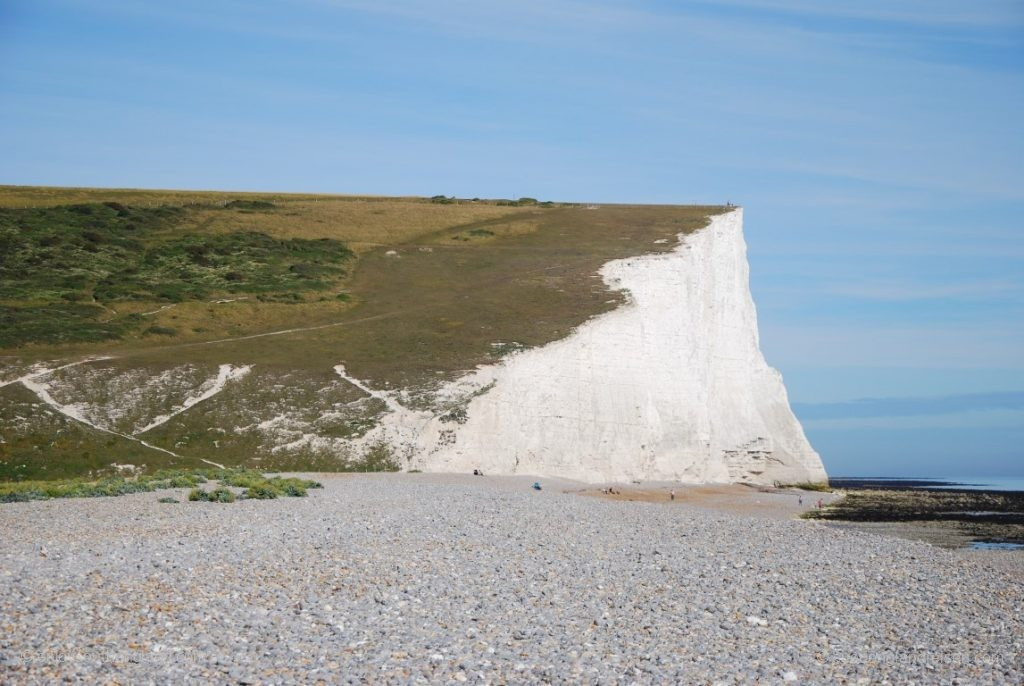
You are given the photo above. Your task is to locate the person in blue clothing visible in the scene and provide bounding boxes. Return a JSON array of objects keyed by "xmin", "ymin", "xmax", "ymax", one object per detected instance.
[{"xmin": 532, "ymin": 481, "xmax": 542, "ymax": 491}]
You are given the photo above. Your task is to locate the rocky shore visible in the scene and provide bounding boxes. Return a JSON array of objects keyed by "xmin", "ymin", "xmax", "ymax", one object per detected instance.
[
  {"xmin": 806, "ymin": 487, "xmax": 1024, "ymax": 549},
  {"xmin": 1, "ymin": 474, "xmax": 1021, "ymax": 683}
]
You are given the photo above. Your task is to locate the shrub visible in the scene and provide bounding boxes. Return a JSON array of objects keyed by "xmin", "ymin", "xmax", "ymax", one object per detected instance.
[
  {"xmin": 189, "ymin": 487, "xmax": 236, "ymax": 502},
  {"xmin": 244, "ymin": 484, "xmax": 278, "ymax": 499},
  {"xmin": 157, "ymin": 497, "xmax": 179, "ymax": 504},
  {"xmin": 210, "ymin": 487, "xmax": 235, "ymax": 503},
  {"xmin": 279, "ymin": 482, "xmax": 307, "ymax": 497}
]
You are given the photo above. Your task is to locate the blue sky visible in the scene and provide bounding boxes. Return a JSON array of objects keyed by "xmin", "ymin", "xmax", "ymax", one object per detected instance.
[{"xmin": 2, "ymin": 0, "xmax": 1022, "ymax": 477}]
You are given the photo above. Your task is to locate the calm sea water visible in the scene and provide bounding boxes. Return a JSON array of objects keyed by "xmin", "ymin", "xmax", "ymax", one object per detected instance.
[
  {"xmin": 831, "ymin": 476, "xmax": 1024, "ymax": 493},
  {"xmin": 931, "ymin": 477, "xmax": 1024, "ymax": 492}
]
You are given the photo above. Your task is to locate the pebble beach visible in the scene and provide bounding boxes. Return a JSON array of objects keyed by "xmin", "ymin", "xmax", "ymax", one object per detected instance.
[{"xmin": 1, "ymin": 473, "xmax": 1021, "ymax": 684}]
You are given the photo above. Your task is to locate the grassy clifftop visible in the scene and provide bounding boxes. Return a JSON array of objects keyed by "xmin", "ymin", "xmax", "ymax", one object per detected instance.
[{"xmin": 0, "ymin": 186, "xmax": 726, "ymax": 480}]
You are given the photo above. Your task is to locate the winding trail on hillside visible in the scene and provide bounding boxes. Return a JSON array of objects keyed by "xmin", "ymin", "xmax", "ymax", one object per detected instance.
[
  {"xmin": 11, "ymin": 360, "xmax": 227, "ymax": 469},
  {"xmin": 21, "ymin": 373, "xmax": 179, "ymax": 458},
  {"xmin": 135, "ymin": 364, "xmax": 252, "ymax": 435},
  {"xmin": 333, "ymin": 364, "xmax": 408, "ymax": 414},
  {"xmin": 0, "ymin": 357, "xmax": 111, "ymax": 389}
]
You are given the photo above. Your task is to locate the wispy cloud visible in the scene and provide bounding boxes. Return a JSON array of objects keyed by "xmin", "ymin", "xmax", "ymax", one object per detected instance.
[
  {"xmin": 761, "ymin": 322, "xmax": 1024, "ymax": 369},
  {"xmin": 794, "ymin": 390, "xmax": 1024, "ymax": 420},
  {"xmin": 825, "ymin": 278, "xmax": 1022, "ymax": 302},
  {"xmin": 697, "ymin": 0, "xmax": 1024, "ymax": 30}
]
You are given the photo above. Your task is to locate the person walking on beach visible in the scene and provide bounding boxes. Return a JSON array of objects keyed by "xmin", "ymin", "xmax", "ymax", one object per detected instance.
[{"xmin": 670, "ymin": 489, "xmax": 676, "ymax": 501}]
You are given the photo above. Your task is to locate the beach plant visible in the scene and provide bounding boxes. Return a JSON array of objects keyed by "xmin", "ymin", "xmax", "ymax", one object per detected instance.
[
  {"xmin": 0, "ymin": 466, "xmax": 326, "ymax": 504},
  {"xmin": 210, "ymin": 487, "xmax": 235, "ymax": 503},
  {"xmin": 244, "ymin": 484, "xmax": 278, "ymax": 499},
  {"xmin": 188, "ymin": 486, "xmax": 236, "ymax": 503}
]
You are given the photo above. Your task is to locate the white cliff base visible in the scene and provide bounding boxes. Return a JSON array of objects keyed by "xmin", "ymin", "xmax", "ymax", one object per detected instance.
[{"xmin": 358, "ymin": 208, "xmax": 826, "ymax": 484}]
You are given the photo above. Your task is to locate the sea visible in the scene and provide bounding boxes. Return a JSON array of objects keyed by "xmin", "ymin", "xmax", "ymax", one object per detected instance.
[{"xmin": 829, "ymin": 476, "xmax": 1024, "ymax": 493}]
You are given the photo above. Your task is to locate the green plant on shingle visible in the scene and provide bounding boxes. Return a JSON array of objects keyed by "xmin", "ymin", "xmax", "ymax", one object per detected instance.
[
  {"xmin": 278, "ymin": 481, "xmax": 308, "ymax": 497},
  {"xmin": 189, "ymin": 486, "xmax": 236, "ymax": 502},
  {"xmin": 210, "ymin": 487, "xmax": 235, "ymax": 503},
  {"xmin": 244, "ymin": 484, "xmax": 278, "ymax": 499},
  {"xmin": 0, "ymin": 467, "xmax": 319, "ymax": 504}
]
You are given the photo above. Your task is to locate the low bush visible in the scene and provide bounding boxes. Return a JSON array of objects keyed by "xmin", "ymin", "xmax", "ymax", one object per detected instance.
[
  {"xmin": 188, "ymin": 487, "xmax": 235, "ymax": 503},
  {"xmin": 1, "ymin": 467, "xmax": 319, "ymax": 504},
  {"xmin": 244, "ymin": 484, "xmax": 278, "ymax": 499}
]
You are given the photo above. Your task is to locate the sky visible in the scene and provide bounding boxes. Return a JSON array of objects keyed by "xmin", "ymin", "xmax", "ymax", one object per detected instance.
[{"xmin": 1, "ymin": 0, "xmax": 1022, "ymax": 477}]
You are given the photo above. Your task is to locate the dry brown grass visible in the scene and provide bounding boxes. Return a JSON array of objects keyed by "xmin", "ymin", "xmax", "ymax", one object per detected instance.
[
  {"xmin": 0, "ymin": 185, "xmax": 385, "ymax": 208},
  {"xmin": 174, "ymin": 200, "xmax": 531, "ymax": 252},
  {"xmin": 0, "ymin": 185, "xmax": 534, "ymax": 253}
]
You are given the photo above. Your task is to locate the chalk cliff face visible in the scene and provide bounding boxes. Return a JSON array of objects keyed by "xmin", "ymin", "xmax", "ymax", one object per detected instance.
[
  {"xmin": 371, "ymin": 209, "xmax": 826, "ymax": 484},
  {"xmin": 2, "ymin": 207, "xmax": 824, "ymax": 485}
]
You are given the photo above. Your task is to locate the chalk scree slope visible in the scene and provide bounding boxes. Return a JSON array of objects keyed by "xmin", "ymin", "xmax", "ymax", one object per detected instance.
[{"xmin": 365, "ymin": 208, "xmax": 826, "ymax": 484}]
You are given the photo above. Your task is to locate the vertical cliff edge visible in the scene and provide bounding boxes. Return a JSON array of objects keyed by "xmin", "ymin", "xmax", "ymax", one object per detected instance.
[
  {"xmin": 366, "ymin": 208, "xmax": 827, "ymax": 484},
  {"xmin": 1, "ymin": 200, "xmax": 825, "ymax": 485}
]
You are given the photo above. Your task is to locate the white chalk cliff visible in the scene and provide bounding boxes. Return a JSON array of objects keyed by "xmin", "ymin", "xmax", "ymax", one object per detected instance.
[{"xmin": 364, "ymin": 208, "xmax": 826, "ymax": 484}]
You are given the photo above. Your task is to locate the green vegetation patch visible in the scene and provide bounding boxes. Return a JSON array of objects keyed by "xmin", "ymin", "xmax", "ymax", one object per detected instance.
[
  {"xmin": 0, "ymin": 467, "xmax": 321, "ymax": 503},
  {"xmin": 0, "ymin": 202, "xmax": 353, "ymax": 346},
  {"xmin": 351, "ymin": 443, "xmax": 401, "ymax": 472},
  {"xmin": 0, "ymin": 468, "xmax": 208, "ymax": 502},
  {"xmin": 0, "ymin": 303, "xmax": 139, "ymax": 347},
  {"xmin": 217, "ymin": 470, "xmax": 322, "ymax": 498},
  {"xmin": 188, "ymin": 486, "xmax": 235, "ymax": 503}
]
